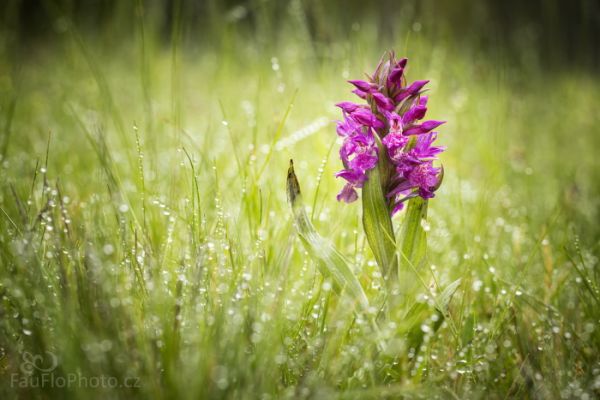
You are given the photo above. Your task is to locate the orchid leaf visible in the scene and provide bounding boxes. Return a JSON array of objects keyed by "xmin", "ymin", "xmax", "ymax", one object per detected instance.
[
  {"xmin": 361, "ymin": 136, "xmax": 397, "ymax": 279},
  {"xmin": 398, "ymin": 196, "xmax": 428, "ymax": 292}
]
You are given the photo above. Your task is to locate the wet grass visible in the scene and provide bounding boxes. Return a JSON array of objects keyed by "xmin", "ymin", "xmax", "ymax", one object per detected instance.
[{"xmin": 0, "ymin": 16, "xmax": 599, "ymax": 400}]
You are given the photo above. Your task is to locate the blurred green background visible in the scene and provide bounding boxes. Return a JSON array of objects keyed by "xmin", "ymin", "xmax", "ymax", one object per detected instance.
[
  {"xmin": 0, "ymin": 1, "xmax": 599, "ymax": 399},
  {"xmin": 3, "ymin": 0, "xmax": 600, "ymax": 66}
]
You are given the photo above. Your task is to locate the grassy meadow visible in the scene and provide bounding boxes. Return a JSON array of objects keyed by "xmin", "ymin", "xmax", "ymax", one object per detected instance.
[{"xmin": 0, "ymin": 2, "xmax": 599, "ymax": 398}]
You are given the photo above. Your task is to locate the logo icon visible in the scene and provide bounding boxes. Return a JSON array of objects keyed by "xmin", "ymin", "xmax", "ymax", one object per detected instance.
[{"xmin": 20, "ymin": 351, "xmax": 58, "ymax": 375}]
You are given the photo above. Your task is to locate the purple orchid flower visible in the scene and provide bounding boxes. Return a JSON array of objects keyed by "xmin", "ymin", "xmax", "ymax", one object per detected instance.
[
  {"xmin": 394, "ymin": 80, "xmax": 429, "ymax": 103},
  {"xmin": 403, "ymin": 120, "xmax": 446, "ymax": 136},
  {"xmin": 349, "ymin": 108, "xmax": 385, "ymax": 129},
  {"xmin": 402, "ymin": 96, "xmax": 428, "ymax": 125},
  {"xmin": 371, "ymin": 92, "xmax": 395, "ymax": 113},
  {"xmin": 335, "ymin": 101, "xmax": 362, "ymax": 114},
  {"xmin": 335, "ymin": 52, "xmax": 446, "ymax": 214},
  {"xmin": 348, "ymin": 80, "xmax": 377, "ymax": 92}
]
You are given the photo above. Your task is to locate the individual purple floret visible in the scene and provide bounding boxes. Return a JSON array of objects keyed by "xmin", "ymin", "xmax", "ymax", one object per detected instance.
[
  {"xmin": 334, "ymin": 108, "xmax": 379, "ymax": 203},
  {"xmin": 335, "ymin": 52, "xmax": 446, "ymax": 214}
]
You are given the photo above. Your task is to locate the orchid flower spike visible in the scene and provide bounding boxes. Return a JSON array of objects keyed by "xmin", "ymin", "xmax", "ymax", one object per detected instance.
[{"xmin": 335, "ymin": 52, "xmax": 446, "ymax": 215}]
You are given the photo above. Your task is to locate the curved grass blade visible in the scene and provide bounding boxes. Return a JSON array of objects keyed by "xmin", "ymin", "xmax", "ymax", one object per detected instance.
[
  {"xmin": 286, "ymin": 160, "xmax": 370, "ymax": 311},
  {"xmin": 405, "ymin": 278, "xmax": 461, "ymax": 365},
  {"xmin": 436, "ymin": 278, "xmax": 461, "ymax": 312}
]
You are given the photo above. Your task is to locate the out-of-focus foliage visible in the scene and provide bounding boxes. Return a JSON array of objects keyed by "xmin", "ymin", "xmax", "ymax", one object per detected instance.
[
  {"xmin": 2, "ymin": 0, "xmax": 599, "ymax": 69},
  {"xmin": 0, "ymin": 1, "xmax": 599, "ymax": 399}
]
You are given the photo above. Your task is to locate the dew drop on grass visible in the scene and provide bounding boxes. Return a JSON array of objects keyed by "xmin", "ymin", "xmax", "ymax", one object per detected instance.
[
  {"xmin": 274, "ymin": 354, "xmax": 287, "ymax": 365},
  {"xmin": 270, "ymin": 57, "xmax": 280, "ymax": 71},
  {"xmin": 212, "ymin": 366, "xmax": 229, "ymax": 390},
  {"xmin": 103, "ymin": 244, "xmax": 114, "ymax": 255}
]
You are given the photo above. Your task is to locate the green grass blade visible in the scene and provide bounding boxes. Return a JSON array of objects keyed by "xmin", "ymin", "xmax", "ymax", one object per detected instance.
[
  {"xmin": 286, "ymin": 160, "xmax": 370, "ymax": 311},
  {"xmin": 436, "ymin": 278, "xmax": 462, "ymax": 312},
  {"xmin": 404, "ymin": 278, "xmax": 461, "ymax": 363}
]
